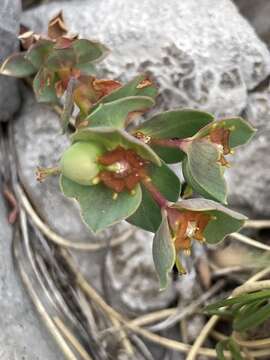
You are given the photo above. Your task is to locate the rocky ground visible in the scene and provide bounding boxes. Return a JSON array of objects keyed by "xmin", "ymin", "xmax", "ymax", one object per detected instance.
[{"xmin": 1, "ymin": 0, "xmax": 270, "ymax": 359}]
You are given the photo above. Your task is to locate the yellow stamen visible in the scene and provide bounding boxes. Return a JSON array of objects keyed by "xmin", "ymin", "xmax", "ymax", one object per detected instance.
[
  {"xmin": 92, "ymin": 176, "xmax": 100, "ymax": 185},
  {"xmin": 112, "ymin": 192, "xmax": 118, "ymax": 200},
  {"xmin": 183, "ymin": 249, "xmax": 191, "ymax": 256}
]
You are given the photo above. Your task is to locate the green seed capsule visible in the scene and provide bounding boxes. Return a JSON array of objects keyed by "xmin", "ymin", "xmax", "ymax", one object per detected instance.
[{"xmin": 60, "ymin": 141, "xmax": 105, "ymax": 185}]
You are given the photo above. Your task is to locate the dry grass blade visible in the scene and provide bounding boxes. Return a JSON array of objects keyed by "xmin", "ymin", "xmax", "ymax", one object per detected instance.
[
  {"xmin": 244, "ymin": 220, "xmax": 270, "ymax": 229},
  {"xmin": 53, "ymin": 316, "xmax": 94, "ymax": 360},
  {"xmin": 233, "ymin": 332, "xmax": 270, "ymax": 349},
  {"xmin": 16, "ymin": 184, "xmax": 134, "ymax": 251},
  {"xmin": 232, "ymin": 280, "xmax": 270, "ymax": 297},
  {"xmin": 186, "ymin": 316, "xmax": 219, "ymax": 360},
  {"xmin": 60, "ymin": 249, "xmax": 233, "ymax": 358},
  {"xmin": 231, "ymin": 232, "xmax": 270, "ymax": 252},
  {"xmin": 148, "ymin": 279, "xmax": 225, "ymax": 332},
  {"xmin": 13, "ymin": 229, "xmax": 78, "ymax": 360}
]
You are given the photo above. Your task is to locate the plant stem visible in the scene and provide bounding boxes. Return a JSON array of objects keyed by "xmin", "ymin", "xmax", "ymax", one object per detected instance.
[
  {"xmin": 141, "ymin": 177, "xmax": 169, "ymax": 208},
  {"xmin": 150, "ymin": 138, "xmax": 191, "ymax": 152}
]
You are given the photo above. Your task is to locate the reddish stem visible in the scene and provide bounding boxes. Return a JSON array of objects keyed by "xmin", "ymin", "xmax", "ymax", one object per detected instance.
[
  {"xmin": 150, "ymin": 138, "xmax": 191, "ymax": 152},
  {"xmin": 3, "ymin": 184, "xmax": 19, "ymax": 224},
  {"xmin": 141, "ymin": 177, "xmax": 169, "ymax": 208}
]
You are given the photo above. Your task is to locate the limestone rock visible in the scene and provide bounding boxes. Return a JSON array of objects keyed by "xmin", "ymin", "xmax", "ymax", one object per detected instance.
[
  {"xmin": 234, "ymin": 0, "xmax": 270, "ymax": 46},
  {"xmin": 0, "ymin": 0, "xmax": 21, "ymax": 121},
  {"xmin": 22, "ymin": 0, "xmax": 270, "ymax": 117},
  {"xmin": 105, "ymin": 230, "xmax": 176, "ymax": 315},
  {"xmin": 227, "ymin": 85, "xmax": 270, "ymax": 217},
  {"xmin": 0, "ymin": 186, "xmax": 63, "ymax": 359}
]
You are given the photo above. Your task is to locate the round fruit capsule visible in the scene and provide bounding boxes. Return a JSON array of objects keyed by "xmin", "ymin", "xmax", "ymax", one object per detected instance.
[{"xmin": 60, "ymin": 141, "xmax": 105, "ymax": 185}]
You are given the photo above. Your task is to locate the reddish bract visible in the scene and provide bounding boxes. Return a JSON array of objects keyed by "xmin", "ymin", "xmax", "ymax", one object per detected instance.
[{"xmin": 98, "ymin": 146, "xmax": 148, "ymax": 193}]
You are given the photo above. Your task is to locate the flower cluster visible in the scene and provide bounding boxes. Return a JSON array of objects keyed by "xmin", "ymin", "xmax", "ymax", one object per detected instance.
[
  {"xmin": 98, "ymin": 146, "xmax": 148, "ymax": 194},
  {"xmin": 0, "ymin": 12, "xmax": 255, "ymax": 289}
]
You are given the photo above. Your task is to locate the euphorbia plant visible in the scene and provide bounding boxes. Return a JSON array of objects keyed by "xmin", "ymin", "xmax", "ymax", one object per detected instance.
[{"xmin": 1, "ymin": 12, "xmax": 256, "ymax": 289}]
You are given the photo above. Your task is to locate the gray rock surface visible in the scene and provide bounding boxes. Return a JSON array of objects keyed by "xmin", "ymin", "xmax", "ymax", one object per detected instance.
[
  {"xmin": 14, "ymin": 88, "xmax": 179, "ymax": 312},
  {"xmin": 227, "ymin": 85, "xmax": 270, "ymax": 217},
  {"xmin": 14, "ymin": 87, "xmax": 92, "ymax": 242},
  {"xmin": 106, "ymin": 229, "xmax": 176, "ymax": 315},
  {"xmin": 0, "ymin": 0, "xmax": 21, "ymax": 121},
  {"xmin": 22, "ymin": 0, "xmax": 270, "ymax": 117},
  {"xmin": 0, "ymin": 184, "xmax": 63, "ymax": 359},
  {"xmin": 234, "ymin": 0, "xmax": 270, "ymax": 46}
]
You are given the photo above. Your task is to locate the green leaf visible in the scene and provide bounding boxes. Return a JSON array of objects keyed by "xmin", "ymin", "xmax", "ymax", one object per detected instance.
[
  {"xmin": 72, "ymin": 39, "xmax": 109, "ymax": 64},
  {"xmin": 33, "ymin": 68, "xmax": 58, "ymax": 103},
  {"xmin": 205, "ymin": 290, "xmax": 270, "ymax": 313},
  {"xmin": 233, "ymin": 302, "xmax": 270, "ymax": 332},
  {"xmin": 25, "ymin": 40, "xmax": 54, "ymax": 68},
  {"xmin": 195, "ymin": 117, "xmax": 256, "ymax": 148},
  {"xmin": 152, "ymin": 211, "xmax": 175, "ymax": 290},
  {"xmin": 136, "ymin": 109, "xmax": 214, "ymax": 163},
  {"xmin": 183, "ymin": 139, "xmax": 227, "ymax": 203},
  {"xmin": 216, "ymin": 339, "xmax": 243, "ymax": 360},
  {"xmin": 60, "ymin": 175, "xmax": 142, "ymax": 233},
  {"xmin": 72, "ymin": 127, "xmax": 162, "ymax": 166},
  {"xmin": 46, "ymin": 48, "xmax": 76, "ymax": 71},
  {"xmin": 227, "ymin": 339, "xmax": 244, "ymax": 360},
  {"xmin": 74, "ymin": 62, "xmax": 96, "ymax": 75},
  {"xmin": 172, "ymin": 198, "xmax": 246, "ymax": 245},
  {"xmin": 100, "ymin": 74, "xmax": 158, "ymax": 103},
  {"xmin": 216, "ymin": 341, "xmax": 227, "ymax": 360},
  {"xmin": 127, "ymin": 162, "xmax": 181, "ymax": 232},
  {"xmin": 0, "ymin": 52, "xmax": 36, "ymax": 77},
  {"xmin": 85, "ymin": 96, "xmax": 155, "ymax": 129}
]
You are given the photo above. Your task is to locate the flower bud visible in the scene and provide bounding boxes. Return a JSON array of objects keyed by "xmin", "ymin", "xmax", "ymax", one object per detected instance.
[{"xmin": 60, "ymin": 141, "xmax": 105, "ymax": 185}]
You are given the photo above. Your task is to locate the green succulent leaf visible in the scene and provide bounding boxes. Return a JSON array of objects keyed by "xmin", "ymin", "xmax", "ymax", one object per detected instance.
[
  {"xmin": 183, "ymin": 139, "xmax": 227, "ymax": 203},
  {"xmin": 0, "ymin": 52, "xmax": 37, "ymax": 77},
  {"xmin": 152, "ymin": 211, "xmax": 175, "ymax": 290},
  {"xmin": 128, "ymin": 162, "xmax": 181, "ymax": 232},
  {"xmin": 136, "ymin": 109, "xmax": 214, "ymax": 163},
  {"xmin": 172, "ymin": 198, "xmax": 246, "ymax": 244},
  {"xmin": 33, "ymin": 68, "xmax": 58, "ymax": 103},
  {"xmin": 74, "ymin": 62, "xmax": 96, "ymax": 75},
  {"xmin": 100, "ymin": 74, "xmax": 158, "ymax": 103},
  {"xmin": 46, "ymin": 48, "xmax": 76, "ymax": 71},
  {"xmin": 195, "ymin": 117, "xmax": 256, "ymax": 148},
  {"xmin": 85, "ymin": 96, "xmax": 155, "ymax": 129},
  {"xmin": 60, "ymin": 175, "xmax": 142, "ymax": 233},
  {"xmin": 25, "ymin": 40, "xmax": 54, "ymax": 68},
  {"xmin": 72, "ymin": 127, "xmax": 161, "ymax": 166},
  {"xmin": 72, "ymin": 39, "xmax": 109, "ymax": 64}
]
